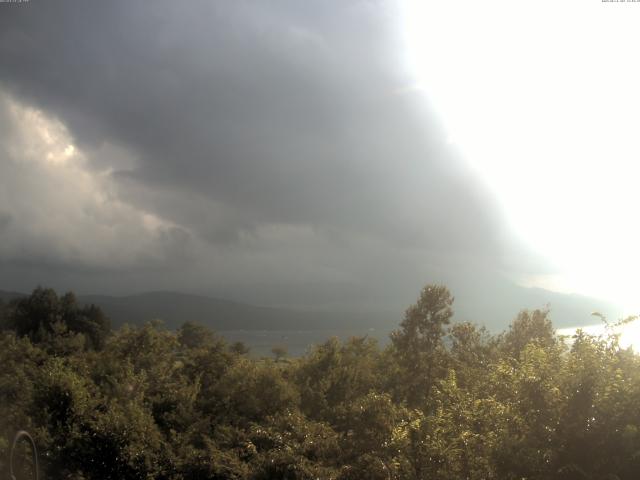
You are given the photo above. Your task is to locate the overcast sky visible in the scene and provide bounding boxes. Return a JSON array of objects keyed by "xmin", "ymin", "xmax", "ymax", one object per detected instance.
[{"xmin": 1, "ymin": 0, "xmax": 625, "ymax": 322}]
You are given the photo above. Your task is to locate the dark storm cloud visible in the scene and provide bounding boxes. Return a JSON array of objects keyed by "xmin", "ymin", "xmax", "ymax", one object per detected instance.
[
  {"xmin": 0, "ymin": 0, "xmax": 501, "ymax": 249},
  {"xmin": 0, "ymin": 0, "xmax": 525, "ymax": 312}
]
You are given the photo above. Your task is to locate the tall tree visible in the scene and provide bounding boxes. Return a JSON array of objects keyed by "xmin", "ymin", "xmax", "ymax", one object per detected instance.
[{"xmin": 390, "ymin": 285, "xmax": 454, "ymax": 407}]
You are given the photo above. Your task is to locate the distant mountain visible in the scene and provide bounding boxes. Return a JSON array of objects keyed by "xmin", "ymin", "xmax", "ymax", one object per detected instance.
[
  {"xmin": 451, "ymin": 279, "xmax": 623, "ymax": 330},
  {"xmin": 0, "ymin": 290, "xmax": 396, "ymax": 355},
  {"xmin": 0, "ymin": 283, "xmax": 623, "ymax": 335},
  {"xmin": 0, "ymin": 290, "xmax": 26, "ymax": 303},
  {"xmin": 0, "ymin": 289, "xmax": 393, "ymax": 333},
  {"xmin": 74, "ymin": 291, "xmax": 394, "ymax": 332}
]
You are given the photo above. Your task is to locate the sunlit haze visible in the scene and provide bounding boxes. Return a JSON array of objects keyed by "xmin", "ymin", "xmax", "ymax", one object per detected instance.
[
  {"xmin": 402, "ymin": 0, "xmax": 640, "ymax": 315},
  {"xmin": 558, "ymin": 316, "xmax": 640, "ymax": 352}
]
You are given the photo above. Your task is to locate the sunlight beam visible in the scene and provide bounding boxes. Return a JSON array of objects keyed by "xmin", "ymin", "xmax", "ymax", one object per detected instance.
[{"xmin": 402, "ymin": 0, "xmax": 640, "ymax": 314}]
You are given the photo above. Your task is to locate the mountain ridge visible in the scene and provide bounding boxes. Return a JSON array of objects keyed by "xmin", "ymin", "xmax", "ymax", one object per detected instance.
[{"xmin": 0, "ymin": 285, "xmax": 622, "ymax": 334}]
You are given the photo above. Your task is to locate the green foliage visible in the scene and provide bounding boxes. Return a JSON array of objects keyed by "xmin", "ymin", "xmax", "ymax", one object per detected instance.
[
  {"xmin": 4, "ymin": 287, "xmax": 111, "ymax": 351},
  {"xmin": 248, "ymin": 412, "xmax": 340, "ymax": 479},
  {"xmin": 501, "ymin": 308, "xmax": 557, "ymax": 358},
  {"xmin": 295, "ymin": 336, "xmax": 382, "ymax": 425},
  {"xmin": 271, "ymin": 345, "xmax": 288, "ymax": 361},
  {"xmin": 212, "ymin": 358, "xmax": 299, "ymax": 424},
  {"xmin": 390, "ymin": 285, "xmax": 453, "ymax": 407},
  {"xmin": 5, "ymin": 284, "xmax": 640, "ymax": 480},
  {"xmin": 178, "ymin": 321, "xmax": 218, "ymax": 349}
]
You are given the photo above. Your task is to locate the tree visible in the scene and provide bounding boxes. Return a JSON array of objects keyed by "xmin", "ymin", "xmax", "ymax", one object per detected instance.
[
  {"xmin": 178, "ymin": 321, "xmax": 218, "ymax": 349},
  {"xmin": 448, "ymin": 322, "xmax": 497, "ymax": 393},
  {"xmin": 0, "ymin": 298, "xmax": 7, "ymax": 330},
  {"xmin": 501, "ymin": 308, "xmax": 557, "ymax": 359},
  {"xmin": 7, "ymin": 283, "xmax": 640, "ymax": 479},
  {"xmin": 212, "ymin": 358, "xmax": 299, "ymax": 422},
  {"xmin": 6, "ymin": 287, "xmax": 110, "ymax": 351},
  {"xmin": 390, "ymin": 285, "xmax": 453, "ymax": 407},
  {"xmin": 230, "ymin": 341, "xmax": 250, "ymax": 356},
  {"xmin": 295, "ymin": 336, "xmax": 382, "ymax": 425},
  {"xmin": 272, "ymin": 345, "xmax": 288, "ymax": 361}
]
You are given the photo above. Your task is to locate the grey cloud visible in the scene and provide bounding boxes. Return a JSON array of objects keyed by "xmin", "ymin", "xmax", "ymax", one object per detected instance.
[
  {"xmin": 0, "ymin": 211, "xmax": 12, "ymax": 232},
  {"xmin": 0, "ymin": 0, "xmax": 525, "ymax": 309},
  {"xmin": 0, "ymin": 1, "xmax": 500, "ymax": 245},
  {"xmin": 0, "ymin": 93, "xmax": 196, "ymax": 275}
]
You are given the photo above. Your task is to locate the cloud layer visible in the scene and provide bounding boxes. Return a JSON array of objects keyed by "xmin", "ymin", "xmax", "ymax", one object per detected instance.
[{"xmin": 0, "ymin": 0, "xmax": 520, "ymax": 312}]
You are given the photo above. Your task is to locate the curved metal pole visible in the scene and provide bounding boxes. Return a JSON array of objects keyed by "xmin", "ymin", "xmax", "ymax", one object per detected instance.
[{"xmin": 9, "ymin": 430, "xmax": 39, "ymax": 480}]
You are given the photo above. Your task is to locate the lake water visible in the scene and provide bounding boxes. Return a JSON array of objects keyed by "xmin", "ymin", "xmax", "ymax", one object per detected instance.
[
  {"xmin": 219, "ymin": 320, "xmax": 640, "ymax": 358},
  {"xmin": 219, "ymin": 327, "xmax": 393, "ymax": 357},
  {"xmin": 557, "ymin": 318, "xmax": 640, "ymax": 350}
]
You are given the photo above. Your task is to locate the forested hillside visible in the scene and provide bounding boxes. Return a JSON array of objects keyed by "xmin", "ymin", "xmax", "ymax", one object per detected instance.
[{"xmin": 2, "ymin": 286, "xmax": 640, "ymax": 479}]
